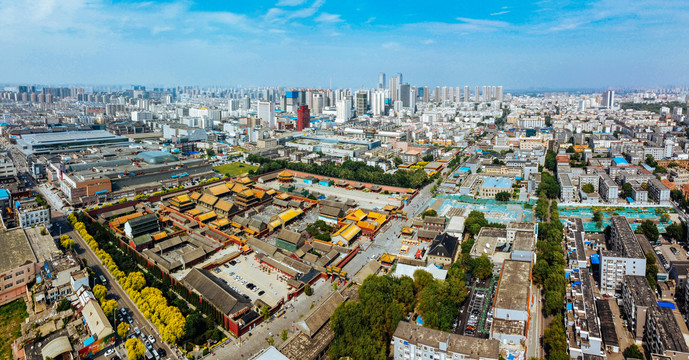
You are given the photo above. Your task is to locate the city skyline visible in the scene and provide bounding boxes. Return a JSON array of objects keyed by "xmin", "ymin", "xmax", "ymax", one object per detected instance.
[{"xmin": 1, "ymin": 0, "xmax": 688, "ymax": 88}]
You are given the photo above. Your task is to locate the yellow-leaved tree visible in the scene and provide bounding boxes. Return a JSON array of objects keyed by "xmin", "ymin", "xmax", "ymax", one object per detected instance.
[
  {"xmin": 92, "ymin": 284, "xmax": 107, "ymax": 301},
  {"xmin": 125, "ymin": 338, "xmax": 145, "ymax": 360},
  {"xmin": 101, "ymin": 299, "xmax": 118, "ymax": 317},
  {"xmin": 117, "ymin": 322, "xmax": 130, "ymax": 338}
]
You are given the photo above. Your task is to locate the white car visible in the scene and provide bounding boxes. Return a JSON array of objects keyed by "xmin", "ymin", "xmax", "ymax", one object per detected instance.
[
  {"xmin": 148, "ymin": 334, "xmax": 156, "ymax": 343},
  {"xmin": 104, "ymin": 349, "xmax": 115, "ymax": 357}
]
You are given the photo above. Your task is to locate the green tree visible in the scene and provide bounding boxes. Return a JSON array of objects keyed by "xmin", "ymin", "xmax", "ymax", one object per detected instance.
[
  {"xmin": 304, "ymin": 284, "xmax": 312, "ymax": 296},
  {"xmin": 635, "ymin": 220, "xmax": 659, "ymax": 243},
  {"xmin": 464, "ymin": 210, "xmax": 488, "ymax": 236},
  {"xmin": 413, "ymin": 270, "xmax": 434, "ymax": 293},
  {"xmin": 56, "ymin": 298, "xmax": 73, "ymax": 312},
  {"xmin": 623, "ymin": 344, "xmax": 644, "ymax": 359},
  {"xmin": 538, "ymin": 172, "xmax": 561, "ymax": 199},
  {"xmin": 261, "ymin": 305, "xmax": 270, "ymax": 321},
  {"xmin": 544, "ymin": 150, "xmax": 557, "ymax": 171},
  {"xmin": 592, "ymin": 210, "xmax": 603, "ymax": 229},
  {"xmin": 281, "ymin": 329, "xmax": 289, "ymax": 341},
  {"xmin": 645, "ymin": 154, "xmax": 657, "ymax": 167},
  {"xmin": 543, "ymin": 313, "xmax": 567, "ymax": 357},
  {"xmin": 393, "ymin": 156, "xmax": 403, "ymax": 166},
  {"xmin": 495, "ymin": 192, "xmax": 511, "ymax": 201},
  {"xmin": 421, "ymin": 209, "xmax": 437, "ymax": 219},
  {"xmin": 565, "ymin": 145, "xmax": 575, "ymax": 153},
  {"xmin": 666, "ymin": 221, "xmax": 686, "ymax": 242},
  {"xmin": 422, "ymin": 154, "xmax": 434, "ymax": 162},
  {"xmin": 646, "ymin": 252, "xmax": 659, "ymax": 291},
  {"xmin": 581, "ymin": 183, "xmax": 595, "ymax": 194},
  {"xmin": 622, "ymin": 182, "xmax": 633, "ymax": 199},
  {"xmin": 653, "ymin": 166, "xmax": 667, "ymax": 174},
  {"xmin": 206, "ymin": 149, "xmax": 216, "ymax": 158},
  {"xmin": 267, "ymin": 336, "xmax": 275, "ymax": 346},
  {"xmin": 470, "ymin": 255, "xmax": 493, "ymax": 279}
]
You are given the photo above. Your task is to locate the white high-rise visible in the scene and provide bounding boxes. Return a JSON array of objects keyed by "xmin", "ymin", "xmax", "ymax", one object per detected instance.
[
  {"xmin": 257, "ymin": 101, "xmax": 275, "ymax": 128},
  {"xmin": 336, "ymin": 98, "xmax": 353, "ymax": 123},
  {"xmin": 464, "ymin": 86, "xmax": 470, "ymax": 102},
  {"xmin": 312, "ymin": 93, "xmax": 324, "ymax": 115},
  {"xmin": 372, "ymin": 90, "xmax": 387, "ymax": 116},
  {"xmin": 602, "ymin": 90, "xmax": 615, "ymax": 109}
]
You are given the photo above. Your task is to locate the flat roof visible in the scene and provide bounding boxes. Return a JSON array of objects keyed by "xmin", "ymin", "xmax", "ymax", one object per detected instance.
[
  {"xmin": 610, "ymin": 216, "xmax": 644, "ymax": 259},
  {"xmin": 0, "ymin": 229, "xmax": 36, "ymax": 275},
  {"xmin": 393, "ymin": 321, "xmax": 499, "ymax": 358},
  {"xmin": 19, "ymin": 130, "xmax": 128, "ymax": 144},
  {"xmin": 24, "ymin": 227, "xmax": 59, "ymax": 264},
  {"xmin": 623, "ymin": 275, "xmax": 656, "ymax": 307},
  {"xmin": 595, "ymin": 299, "xmax": 619, "ymax": 348},
  {"xmin": 494, "ymin": 260, "xmax": 532, "ymax": 312},
  {"xmin": 481, "ymin": 176, "xmax": 512, "ymax": 189}
]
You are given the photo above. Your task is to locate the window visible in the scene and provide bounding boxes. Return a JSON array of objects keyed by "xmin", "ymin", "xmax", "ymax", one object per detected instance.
[
  {"xmin": 15, "ymin": 270, "xmax": 24, "ymax": 276},
  {"xmin": 4, "ymin": 284, "xmax": 11, "ymax": 289},
  {"xmin": 16, "ymin": 279, "xmax": 24, "ymax": 285},
  {"xmin": 4, "ymin": 274, "xmax": 12, "ymax": 280}
]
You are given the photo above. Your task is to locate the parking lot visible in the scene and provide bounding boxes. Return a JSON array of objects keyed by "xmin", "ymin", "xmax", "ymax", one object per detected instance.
[
  {"xmin": 455, "ymin": 277, "xmax": 497, "ymax": 339},
  {"xmin": 213, "ymin": 253, "xmax": 290, "ymax": 307},
  {"xmin": 100, "ymin": 307, "xmax": 169, "ymax": 360}
]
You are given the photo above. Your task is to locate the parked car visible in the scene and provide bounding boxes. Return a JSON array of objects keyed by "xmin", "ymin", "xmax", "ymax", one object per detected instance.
[
  {"xmin": 148, "ymin": 335, "xmax": 156, "ymax": 343},
  {"xmin": 105, "ymin": 349, "xmax": 115, "ymax": 357}
]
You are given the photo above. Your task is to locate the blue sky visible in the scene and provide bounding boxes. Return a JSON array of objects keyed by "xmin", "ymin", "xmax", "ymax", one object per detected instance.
[{"xmin": 1, "ymin": 0, "xmax": 688, "ymax": 89}]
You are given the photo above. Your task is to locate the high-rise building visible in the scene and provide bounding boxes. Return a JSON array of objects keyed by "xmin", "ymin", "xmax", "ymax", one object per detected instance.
[
  {"xmin": 355, "ymin": 91, "xmax": 368, "ymax": 116},
  {"xmin": 435, "ymin": 86, "xmax": 441, "ymax": 102},
  {"xmin": 475, "ymin": 86, "xmax": 480, "ymax": 102},
  {"xmin": 296, "ymin": 105, "xmax": 310, "ymax": 131},
  {"xmin": 378, "ymin": 72, "xmax": 386, "ymax": 89},
  {"xmin": 483, "ymin": 86, "xmax": 489, "ymax": 102},
  {"xmin": 390, "ymin": 76, "xmax": 399, "ymax": 102},
  {"xmin": 400, "ymin": 84, "xmax": 410, "ymax": 108},
  {"xmin": 372, "ymin": 90, "xmax": 387, "ymax": 116},
  {"xmin": 464, "ymin": 86, "xmax": 470, "ymax": 102},
  {"xmin": 312, "ymin": 93, "xmax": 324, "ymax": 115},
  {"xmin": 496, "ymin": 86, "xmax": 504, "ymax": 102},
  {"xmin": 423, "ymin": 86, "xmax": 430, "ymax": 103},
  {"xmin": 336, "ymin": 97, "xmax": 353, "ymax": 123},
  {"xmin": 602, "ymin": 90, "xmax": 615, "ymax": 109},
  {"xmin": 257, "ymin": 101, "xmax": 275, "ymax": 128}
]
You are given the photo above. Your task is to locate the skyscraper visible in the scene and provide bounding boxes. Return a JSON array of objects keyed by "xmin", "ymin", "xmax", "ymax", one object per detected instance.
[
  {"xmin": 312, "ymin": 93, "xmax": 324, "ymax": 115},
  {"xmin": 297, "ymin": 105, "xmax": 310, "ymax": 131},
  {"xmin": 475, "ymin": 86, "xmax": 480, "ymax": 102},
  {"xmin": 482, "ymin": 86, "xmax": 489, "ymax": 102},
  {"xmin": 496, "ymin": 86, "xmax": 504, "ymax": 102},
  {"xmin": 400, "ymin": 84, "xmax": 411, "ymax": 108},
  {"xmin": 378, "ymin": 72, "xmax": 386, "ymax": 89},
  {"xmin": 336, "ymin": 97, "xmax": 353, "ymax": 123},
  {"xmin": 390, "ymin": 76, "xmax": 399, "ymax": 102},
  {"xmin": 423, "ymin": 86, "xmax": 430, "ymax": 103},
  {"xmin": 602, "ymin": 90, "xmax": 615, "ymax": 109},
  {"xmin": 464, "ymin": 86, "xmax": 470, "ymax": 102},
  {"xmin": 355, "ymin": 91, "xmax": 368, "ymax": 116},
  {"xmin": 435, "ymin": 86, "xmax": 441, "ymax": 102}
]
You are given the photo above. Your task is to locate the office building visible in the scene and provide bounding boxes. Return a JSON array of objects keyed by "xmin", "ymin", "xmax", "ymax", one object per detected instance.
[
  {"xmin": 378, "ymin": 72, "xmax": 386, "ymax": 89},
  {"xmin": 296, "ymin": 105, "xmax": 310, "ymax": 131},
  {"xmin": 602, "ymin": 90, "xmax": 615, "ymax": 109},
  {"xmin": 600, "ymin": 217, "xmax": 646, "ymax": 295},
  {"xmin": 311, "ymin": 93, "xmax": 323, "ymax": 115},
  {"xmin": 335, "ymin": 98, "xmax": 353, "ymax": 123},
  {"xmin": 400, "ymin": 84, "xmax": 410, "ymax": 108},
  {"xmin": 355, "ymin": 91, "xmax": 368, "ymax": 116}
]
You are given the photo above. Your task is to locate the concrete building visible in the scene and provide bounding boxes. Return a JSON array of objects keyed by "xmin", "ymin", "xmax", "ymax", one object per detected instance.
[
  {"xmin": 16, "ymin": 130, "xmax": 130, "ymax": 155},
  {"xmin": 0, "ymin": 229, "xmax": 39, "ymax": 305},
  {"xmin": 644, "ymin": 306, "xmax": 689, "ymax": 358},
  {"xmin": 621, "ymin": 275, "xmax": 656, "ymax": 344},
  {"xmin": 0, "ymin": 156, "xmax": 17, "ymax": 178},
  {"xmin": 648, "ymin": 178, "xmax": 671, "ymax": 204},
  {"xmin": 559, "ymin": 173, "xmax": 576, "ymax": 202},
  {"xmin": 600, "ymin": 217, "xmax": 646, "ymax": 295},
  {"xmin": 258, "ymin": 101, "xmax": 276, "ymax": 128},
  {"xmin": 566, "ymin": 269, "xmax": 604, "ymax": 358},
  {"xmin": 392, "ymin": 321, "xmax": 499, "ymax": 360},
  {"xmin": 599, "ymin": 173, "xmax": 618, "ymax": 203},
  {"xmin": 478, "ymin": 177, "xmax": 513, "ymax": 198},
  {"xmin": 670, "ymin": 168, "xmax": 689, "ymax": 187},
  {"xmin": 491, "ymin": 260, "xmax": 532, "ymax": 346},
  {"xmin": 162, "ymin": 124, "xmax": 207, "ymax": 142},
  {"xmin": 16, "ymin": 197, "xmax": 51, "ymax": 228}
]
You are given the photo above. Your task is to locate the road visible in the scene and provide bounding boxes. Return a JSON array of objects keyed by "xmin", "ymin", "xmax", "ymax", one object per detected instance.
[{"xmin": 39, "ymin": 188, "xmax": 177, "ymax": 360}]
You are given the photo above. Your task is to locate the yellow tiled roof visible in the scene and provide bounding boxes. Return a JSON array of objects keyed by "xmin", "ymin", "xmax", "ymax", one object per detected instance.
[
  {"xmin": 198, "ymin": 211, "xmax": 217, "ymax": 222},
  {"xmin": 208, "ymin": 184, "xmax": 230, "ymax": 196},
  {"xmin": 186, "ymin": 208, "xmax": 202, "ymax": 216},
  {"xmin": 333, "ymin": 223, "xmax": 361, "ymax": 241},
  {"xmin": 345, "ymin": 209, "xmax": 367, "ymax": 222},
  {"xmin": 381, "ymin": 253, "xmax": 396, "ymax": 263}
]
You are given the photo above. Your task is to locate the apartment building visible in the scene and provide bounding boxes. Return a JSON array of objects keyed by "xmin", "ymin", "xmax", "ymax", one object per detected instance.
[
  {"xmin": 392, "ymin": 321, "xmax": 499, "ymax": 360},
  {"xmin": 0, "ymin": 229, "xmax": 39, "ymax": 305},
  {"xmin": 621, "ymin": 275, "xmax": 656, "ymax": 344},
  {"xmin": 599, "ymin": 173, "xmax": 619, "ymax": 203},
  {"xmin": 648, "ymin": 178, "xmax": 671, "ymax": 204},
  {"xmin": 670, "ymin": 168, "xmax": 689, "ymax": 187},
  {"xmin": 599, "ymin": 217, "xmax": 646, "ymax": 295},
  {"xmin": 644, "ymin": 306, "xmax": 689, "ymax": 359},
  {"xmin": 16, "ymin": 198, "xmax": 51, "ymax": 228},
  {"xmin": 559, "ymin": 173, "xmax": 576, "ymax": 203}
]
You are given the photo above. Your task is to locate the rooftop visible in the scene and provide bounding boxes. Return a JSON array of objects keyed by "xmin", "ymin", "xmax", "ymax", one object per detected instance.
[
  {"xmin": 481, "ymin": 176, "xmax": 513, "ymax": 189},
  {"xmin": 0, "ymin": 229, "xmax": 37, "ymax": 275},
  {"xmin": 393, "ymin": 321, "xmax": 499, "ymax": 359},
  {"xmin": 494, "ymin": 260, "xmax": 532, "ymax": 312},
  {"xmin": 610, "ymin": 216, "xmax": 645, "ymax": 259},
  {"xmin": 624, "ymin": 275, "xmax": 656, "ymax": 307}
]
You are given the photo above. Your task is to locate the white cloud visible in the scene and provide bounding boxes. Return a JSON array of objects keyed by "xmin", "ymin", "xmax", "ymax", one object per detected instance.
[
  {"xmin": 315, "ymin": 12, "xmax": 343, "ymax": 23},
  {"xmin": 265, "ymin": 0, "xmax": 325, "ymax": 23},
  {"xmin": 276, "ymin": 0, "xmax": 307, "ymax": 6},
  {"xmin": 422, "ymin": 39, "xmax": 435, "ymax": 44},
  {"xmin": 490, "ymin": 10, "xmax": 510, "ymax": 16},
  {"xmin": 382, "ymin": 42, "xmax": 401, "ymax": 50},
  {"xmin": 455, "ymin": 17, "xmax": 509, "ymax": 28}
]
